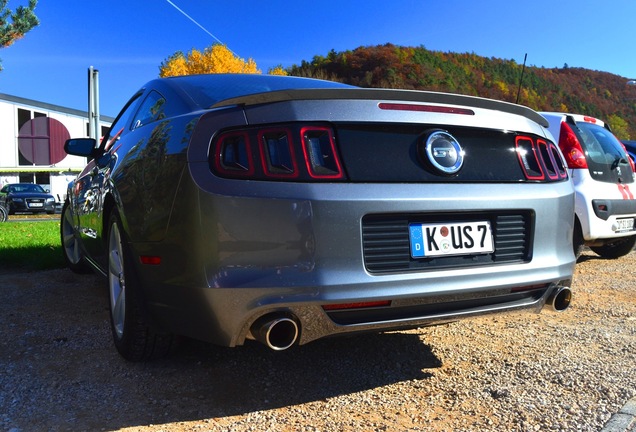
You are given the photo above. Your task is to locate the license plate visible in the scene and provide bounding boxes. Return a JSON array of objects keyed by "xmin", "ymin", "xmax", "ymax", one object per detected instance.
[
  {"xmin": 29, "ymin": 202, "xmax": 43, "ymax": 207},
  {"xmin": 616, "ymin": 217, "xmax": 635, "ymax": 233},
  {"xmin": 409, "ymin": 221, "xmax": 494, "ymax": 258}
]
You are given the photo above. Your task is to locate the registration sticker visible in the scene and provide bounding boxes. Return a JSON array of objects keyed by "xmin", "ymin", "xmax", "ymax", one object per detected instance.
[{"xmin": 409, "ymin": 221, "xmax": 494, "ymax": 258}]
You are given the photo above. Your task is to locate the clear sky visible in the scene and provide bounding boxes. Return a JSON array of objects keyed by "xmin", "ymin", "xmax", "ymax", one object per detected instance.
[{"xmin": 1, "ymin": 0, "xmax": 635, "ymax": 117}]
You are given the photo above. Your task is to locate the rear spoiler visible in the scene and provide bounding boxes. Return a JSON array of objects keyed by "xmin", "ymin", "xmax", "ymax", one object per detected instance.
[{"xmin": 212, "ymin": 88, "xmax": 549, "ymax": 128}]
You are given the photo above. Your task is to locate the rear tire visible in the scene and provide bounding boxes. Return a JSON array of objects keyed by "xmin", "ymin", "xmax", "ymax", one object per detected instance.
[
  {"xmin": 60, "ymin": 201, "xmax": 91, "ymax": 273},
  {"xmin": 107, "ymin": 211, "xmax": 176, "ymax": 361},
  {"xmin": 590, "ymin": 235, "xmax": 636, "ymax": 259},
  {"xmin": 572, "ymin": 221, "xmax": 585, "ymax": 259}
]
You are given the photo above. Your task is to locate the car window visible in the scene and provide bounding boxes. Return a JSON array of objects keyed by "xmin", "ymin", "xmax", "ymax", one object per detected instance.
[
  {"xmin": 576, "ymin": 122, "xmax": 626, "ymax": 164},
  {"xmin": 7, "ymin": 184, "xmax": 44, "ymax": 193},
  {"xmin": 130, "ymin": 90, "xmax": 166, "ymax": 130},
  {"xmin": 575, "ymin": 121, "xmax": 633, "ymax": 183},
  {"xmin": 103, "ymin": 92, "xmax": 143, "ymax": 151}
]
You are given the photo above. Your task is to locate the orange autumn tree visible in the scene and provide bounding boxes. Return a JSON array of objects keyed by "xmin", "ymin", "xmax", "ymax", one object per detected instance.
[{"xmin": 159, "ymin": 44, "xmax": 261, "ymax": 77}]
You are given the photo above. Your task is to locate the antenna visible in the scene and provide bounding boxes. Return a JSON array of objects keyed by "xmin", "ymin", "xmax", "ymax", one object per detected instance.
[{"xmin": 515, "ymin": 53, "xmax": 527, "ymax": 105}]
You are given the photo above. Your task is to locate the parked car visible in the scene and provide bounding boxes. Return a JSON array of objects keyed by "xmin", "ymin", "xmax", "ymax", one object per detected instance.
[
  {"xmin": 541, "ymin": 112, "xmax": 636, "ymax": 258},
  {"xmin": 0, "ymin": 183, "xmax": 56, "ymax": 215},
  {"xmin": 622, "ymin": 139, "xmax": 636, "ymax": 163},
  {"xmin": 62, "ymin": 74, "xmax": 575, "ymax": 361}
]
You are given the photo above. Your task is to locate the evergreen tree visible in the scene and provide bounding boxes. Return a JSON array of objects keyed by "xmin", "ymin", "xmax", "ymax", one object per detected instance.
[{"xmin": 0, "ymin": 0, "xmax": 39, "ymax": 70}]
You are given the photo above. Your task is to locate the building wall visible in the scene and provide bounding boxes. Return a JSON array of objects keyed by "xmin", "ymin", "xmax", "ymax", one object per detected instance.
[{"xmin": 0, "ymin": 93, "xmax": 113, "ymax": 203}]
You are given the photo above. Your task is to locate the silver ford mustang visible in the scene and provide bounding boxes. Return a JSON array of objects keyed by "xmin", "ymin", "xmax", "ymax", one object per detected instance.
[{"xmin": 61, "ymin": 74, "xmax": 575, "ymax": 361}]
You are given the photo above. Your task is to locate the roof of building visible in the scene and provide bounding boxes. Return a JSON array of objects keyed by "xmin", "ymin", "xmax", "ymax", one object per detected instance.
[{"xmin": 0, "ymin": 92, "xmax": 115, "ymax": 123}]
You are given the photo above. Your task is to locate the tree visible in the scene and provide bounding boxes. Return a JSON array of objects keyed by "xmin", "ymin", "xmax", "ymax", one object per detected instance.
[
  {"xmin": 607, "ymin": 114, "xmax": 630, "ymax": 140},
  {"xmin": 159, "ymin": 44, "xmax": 260, "ymax": 77},
  {"xmin": 0, "ymin": 0, "xmax": 39, "ymax": 70},
  {"xmin": 267, "ymin": 65, "xmax": 287, "ymax": 76}
]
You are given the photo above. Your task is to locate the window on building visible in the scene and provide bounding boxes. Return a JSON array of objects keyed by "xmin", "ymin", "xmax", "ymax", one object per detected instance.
[
  {"xmin": 18, "ymin": 108, "xmax": 46, "ymax": 165},
  {"xmin": 18, "ymin": 172, "xmax": 51, "ymax": 188}
]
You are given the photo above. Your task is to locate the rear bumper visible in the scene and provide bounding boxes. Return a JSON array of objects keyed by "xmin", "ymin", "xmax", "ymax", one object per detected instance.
[
  {"xmin": 591, "ymin": 198, "xmax": 636, "ymax": 220},
  {"xmin": 572, "ymin": 172, "xmax": 636, "ymax": 241},
  {"xmin": 132, "ymin": 176, "xmax": 576, "ymax": 347}
]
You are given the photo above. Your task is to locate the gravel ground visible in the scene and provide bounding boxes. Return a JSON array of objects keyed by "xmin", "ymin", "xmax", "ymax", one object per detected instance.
[{"xmin": 1, "ymin": 248, "xmax": 635, "ymax": 432}]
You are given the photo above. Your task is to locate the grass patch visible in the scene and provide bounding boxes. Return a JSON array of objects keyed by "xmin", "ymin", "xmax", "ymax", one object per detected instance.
[{"xmin": 0, "ymin": 220, "xmax": 64, "ymax": 272}]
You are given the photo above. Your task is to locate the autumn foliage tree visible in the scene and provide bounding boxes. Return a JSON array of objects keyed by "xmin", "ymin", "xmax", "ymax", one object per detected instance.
[
  {"xmin": 0, "ymin": 0, "xmax": 39, "ymax": 70},
  {"xmin": 159, "ymin": 44, "xmax": 261, "ymax": 77},
  {"xmin": 288, "ymin": 43, "xmax": 636, "ymax": 139}
]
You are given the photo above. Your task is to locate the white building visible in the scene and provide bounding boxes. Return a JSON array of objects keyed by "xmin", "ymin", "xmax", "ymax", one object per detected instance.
[{"xmin": 0, "ymin": 93, "xmax": 114, "ymax": 202}]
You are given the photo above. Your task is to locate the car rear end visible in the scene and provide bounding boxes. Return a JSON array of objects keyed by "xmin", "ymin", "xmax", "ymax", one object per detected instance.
[
  {"xmin": 541, "ymin": 113, "xmax": 636, "ymax": 244},
  {"xmin": 139, "ymin": 89, "xmax": 575, "ymax": 349}
]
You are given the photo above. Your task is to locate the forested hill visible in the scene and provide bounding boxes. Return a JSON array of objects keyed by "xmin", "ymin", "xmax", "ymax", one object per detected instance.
[{"xmin": 287, "ymin": 43, "xmax": 636, "ymax": 139}]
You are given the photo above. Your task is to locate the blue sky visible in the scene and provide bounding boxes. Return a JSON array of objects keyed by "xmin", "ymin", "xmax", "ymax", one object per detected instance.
[{"xmin": 1, "ymin": 0, "xmax": 635, "ymax": 117}]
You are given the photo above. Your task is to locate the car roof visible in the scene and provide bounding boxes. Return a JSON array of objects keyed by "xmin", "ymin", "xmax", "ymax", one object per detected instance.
[{"xmin": 540, "ymin": 112, "xmax": 607, "ymax": 128}]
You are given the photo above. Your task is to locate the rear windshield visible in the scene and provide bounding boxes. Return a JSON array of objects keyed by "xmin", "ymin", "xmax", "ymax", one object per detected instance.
[
  {"xmin": 575, "ymin": 121, "xmax": 633, "ymax": 183},
  {"xmin": 168, "ymin": 74, "xmax": 353, "ymax": 109}
]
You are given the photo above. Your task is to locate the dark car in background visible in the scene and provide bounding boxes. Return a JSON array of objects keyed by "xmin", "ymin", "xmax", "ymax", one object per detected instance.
[
  {"xmin": 622, "ymin": 140, "xmax": 636, "ymax": 163},
  {"xmin": 0, "ymin": 183, "xmax": 56, "ymax": 215},
  {"xmin": 62, "ymin": 74, "xmax": 575, "ymax": 361}
]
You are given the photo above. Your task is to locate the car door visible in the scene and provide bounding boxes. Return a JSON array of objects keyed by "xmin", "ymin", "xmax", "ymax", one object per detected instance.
[{"xmin": 73, "ymin": 93, "xmax": 143, "ymax": 267}]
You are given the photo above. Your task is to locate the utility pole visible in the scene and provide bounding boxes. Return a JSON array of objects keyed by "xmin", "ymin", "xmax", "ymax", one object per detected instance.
[{"xmin": 88, "ymin": 66, "xmax": 100, "ymax": 140}]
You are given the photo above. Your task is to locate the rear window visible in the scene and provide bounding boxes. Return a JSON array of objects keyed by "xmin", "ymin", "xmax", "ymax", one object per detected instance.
[
  {"xmin": 575, "ymin": 121, "xmax": 633, "ymax": 183},
  {"xmin": 168, "ymin": 74, "xmax": 353, "ymax": 109}
]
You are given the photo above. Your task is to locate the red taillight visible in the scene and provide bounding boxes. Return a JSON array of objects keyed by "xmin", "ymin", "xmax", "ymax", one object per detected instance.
[
  {"xmin": 258, "ymin": 129, "xmax": 299, "ymax": 178},
  {"xmin": 211, "ymin": 124, "xmax": 345, "ymax": 181},
  {"xmin": 583, "ymin": 116, "xmax": 597, "ymax": 124},
  {"xmin": 300, "ymin": 126, "xmax": 344, "ymax": 179},
  {"xmin": 558, "ymin": 122, "xmax": 587, "ymax": 169},
  {"xmin": 516, "ymin": 136, "xmax": 545, "ymax": 180},
  {"xmin": 322, "ymin": 300, "xmax": 391, "ymax": 311},
  {"xmin": 213, "ymin": 131, "xmax": 255, "ymax": 177},
  {"xmin": 515, "ymin": 135, "xmax": 567, "ymax": 181},
  {"xmin": 537, "ymin": 139, "xmax": 558, "ymax": 180}
]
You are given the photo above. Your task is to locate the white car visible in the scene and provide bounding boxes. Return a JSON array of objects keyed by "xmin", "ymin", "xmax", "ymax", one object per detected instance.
[{"xmin": 542, "ymin": 112, "xmax": 636, "ymax": 258}]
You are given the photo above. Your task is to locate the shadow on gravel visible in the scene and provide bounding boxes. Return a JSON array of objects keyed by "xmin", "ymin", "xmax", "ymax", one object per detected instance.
[{"xmin": 1, "ymin": 269, "xmax": 442, "ymax": 431}]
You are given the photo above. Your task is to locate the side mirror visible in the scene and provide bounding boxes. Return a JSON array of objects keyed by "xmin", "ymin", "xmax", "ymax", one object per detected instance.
[{"xmin": 64, "ymin": 138, "xmax": 98, "ymax": 158}]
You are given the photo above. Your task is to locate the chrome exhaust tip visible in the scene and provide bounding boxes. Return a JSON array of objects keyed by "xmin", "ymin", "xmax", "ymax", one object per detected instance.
[
  {"xmin": 547, "ymin": 286, "xmax": 572, "ymax": 312},
  {"xmin": 251, "ymin": 314, "xmax": 299, "ymax": 351}
]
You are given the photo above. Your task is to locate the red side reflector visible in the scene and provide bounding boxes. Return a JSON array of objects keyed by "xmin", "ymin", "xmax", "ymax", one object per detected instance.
[
  {"xmin": 378, "ymin": 102, "xmax": 474, "ymax": 115},
  {"xmin": 140, "ymin": 256, "xmax": 162, "ymax": 265},
  {"xmin": 322, "ymin": 300, "xmax": 391, "ymax": 311}
]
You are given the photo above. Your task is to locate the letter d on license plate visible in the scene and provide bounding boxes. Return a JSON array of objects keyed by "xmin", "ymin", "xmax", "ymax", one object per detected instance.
[{"xmin": 409, "ymin": 221, "xmax": 494, "ymax": 258}]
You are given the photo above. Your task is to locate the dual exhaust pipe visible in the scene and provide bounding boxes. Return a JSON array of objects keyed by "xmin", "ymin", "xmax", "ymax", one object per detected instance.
[
  {"xmin": 250, "ymin": 286, "xmax": 572, "ymax": 350},
  {"xmin": 251, "ymin": 314, "xmax": 300, "ymax": 351},
  {"xmin": 547, "ymin": 286, "xmax": 572, "ymax": 312}
]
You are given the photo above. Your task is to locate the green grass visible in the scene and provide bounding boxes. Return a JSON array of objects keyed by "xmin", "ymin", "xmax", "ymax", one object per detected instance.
[{"xmin": 0, "ymin": 220, "xmax": 65, "ymax": 272}]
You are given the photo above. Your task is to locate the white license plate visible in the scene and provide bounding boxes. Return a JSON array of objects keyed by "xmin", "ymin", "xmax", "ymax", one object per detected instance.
[
  {"xmin": 409, "ymin": 221, "xmax": 494, "ymax": 258},
  {"xmin": 616, "ymin": 217, "xmax": 635, "ymax": 233},
  {"xmin": 29, "ymin": 202, "xmax": 43, "ymax": 207}
]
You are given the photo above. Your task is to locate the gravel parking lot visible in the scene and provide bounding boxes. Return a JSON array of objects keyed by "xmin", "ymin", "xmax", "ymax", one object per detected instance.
[{"xmin": 1, "ymin": 249, "xmax": 635, "ymax": 431}]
